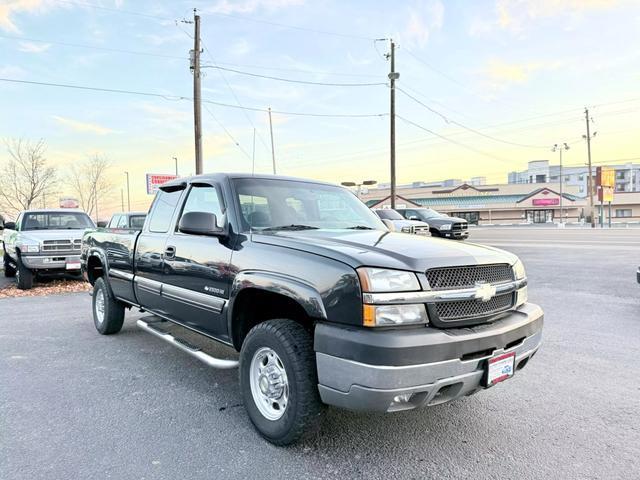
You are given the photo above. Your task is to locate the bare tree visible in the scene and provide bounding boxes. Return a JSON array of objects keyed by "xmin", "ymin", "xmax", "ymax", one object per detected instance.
[
  {"xmin": 67, "ymin": 154, "xmax": 113, "ymax": 218},
  {"xmin": 0, "ymin": 138, "xmax": 58, "ymax": 217}
]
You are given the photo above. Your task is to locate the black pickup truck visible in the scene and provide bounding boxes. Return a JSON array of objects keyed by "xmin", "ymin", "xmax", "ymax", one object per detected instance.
[{"xmin": 81, "ymin": 173, "xmax": 543, "ymax": 445}]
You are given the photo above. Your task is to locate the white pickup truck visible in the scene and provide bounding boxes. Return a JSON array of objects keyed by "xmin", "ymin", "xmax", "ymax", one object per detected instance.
[{"xmin": 1, "ymin": 209, "xmax": 95, "ymax": 289}]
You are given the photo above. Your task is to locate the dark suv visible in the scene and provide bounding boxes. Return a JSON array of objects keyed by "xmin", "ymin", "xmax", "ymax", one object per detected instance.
[{"xmin": 397, "ymin": 208, "xmax": 469, "ymax": 240}]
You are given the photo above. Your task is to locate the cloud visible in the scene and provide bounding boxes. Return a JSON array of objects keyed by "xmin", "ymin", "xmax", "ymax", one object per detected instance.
[
  {"xmin": 0, "ymin": 64, "xmax": 26, "ymax": 77},
  {"xmin": 137, "ymin": 32, "xmax": 185, "ymax": 46},
  {"xmin": 52, "ymin": 116, "xmax": 118, "ymax": 135},
  {"xmin": 482, "ymin": 58, "xmax": 563, "ymax": 90},
  {"xmin": 204, "ymin": 0, "xmax": 304, "ymax": 15},
  {"xmin": 229, "ymin": 39, "xmax": 251, "ymax": 56},
  {"xmin": 0, "ymin": 0, "xmax": 65, "ymax": 33},
  {"xmin": 18, "ymin": 41, "xmax": 51, "ymax": 53},
  {"xmin": 403, "ymin": 0, "xmax": 444, "ymax": 48}
]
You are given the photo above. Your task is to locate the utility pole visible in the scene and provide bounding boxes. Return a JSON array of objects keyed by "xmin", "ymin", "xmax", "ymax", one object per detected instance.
[
  {"xmin": 252, "ymin": 128, "xmax": 256, "ymax": 175},
  {"xmin": 387, "ymin": 40, "xmax": 398, "ymax": 209},
  {"xmin": 173, "ymin": 157, "xmax": 179, "ymax": 176},
  {"xmin": 191, "ymin": 10, "xmax": 203, "ymax": 174},
  {"xmin": 121, "ymin": 188, "xmax": 124, "ymax": 212},
  {"xmin": 268, "ymin": 107, "xmax": 276, "ymax": 175},
  {"xmin": 124, "ymin": 171, "xmax": 131, "ymax": 212},
  {"xmin": 584, "ymin": 108, "xmax": 595, "ymax": 228},
  {"xmin": 552, "ymin": 143, "xmax": 570, "ymax": 225}
]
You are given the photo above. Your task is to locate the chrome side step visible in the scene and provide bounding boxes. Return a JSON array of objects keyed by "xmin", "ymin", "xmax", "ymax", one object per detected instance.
[{"xmin": 136, "ymin": 319, "xmax": 239, "ymax": 369}]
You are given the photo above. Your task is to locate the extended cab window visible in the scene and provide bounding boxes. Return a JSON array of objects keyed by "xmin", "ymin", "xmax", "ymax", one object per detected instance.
[
  {"xmin": 116, "ymin": 216, "xmax": 128, "ymax": 228},
  {"xmin": 148, "ymin": 190, "xmax": 182, "ymax": 233},
  {"xmin": 109, "ymin": 215, "xmax": 121, "ymax": 228},
  {"xmin": 180, "ymin": 185, "xmax": 224, "ymax": 228}
]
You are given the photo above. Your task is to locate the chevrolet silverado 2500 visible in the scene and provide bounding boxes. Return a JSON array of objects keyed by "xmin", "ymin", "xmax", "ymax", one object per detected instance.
[{"xmin": 81, "ymin": 173, "xmax": 542, "ymax": 445}]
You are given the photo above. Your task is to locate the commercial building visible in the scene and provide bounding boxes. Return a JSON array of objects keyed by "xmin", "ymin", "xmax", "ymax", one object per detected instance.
[
  {"xmin": 508, "ymin": 160, "xmax": 640, "ymax": 195},
  {"xmin": 361, "ymin": 182, "xmax": 586, "ymax": 225}
]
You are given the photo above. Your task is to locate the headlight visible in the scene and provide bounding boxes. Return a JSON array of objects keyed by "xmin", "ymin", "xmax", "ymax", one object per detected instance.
[
  {"xmin": 440, "ymin": 224, "xmax": 452, "ymax": 231},
  {"xmin": 21, "ymin": 244, "xmax": 39, "ymax": 253},
  {"xmin": 357, "ymin": 267, "xmax": 420, "ymax": 292},
  {"xmin": 363, "ymin": 304, "xmax": 428, "ymax": 326},
  {"xmin": 513, "ymin": 259, "xmax": 526, "ymax": 280}
]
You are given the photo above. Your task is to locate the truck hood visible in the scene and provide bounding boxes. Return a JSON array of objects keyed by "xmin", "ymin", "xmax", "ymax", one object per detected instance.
[
  {"xmin": 427, "ymin": 216, "xmax": 467, "ymax": 227},
  {"xmin": 16, "ymin": 229, "xmax": 87, "ymax": 244},
  {"xmin": 252, "ymin": 230, "xmax": 517, "ymax": 271}
]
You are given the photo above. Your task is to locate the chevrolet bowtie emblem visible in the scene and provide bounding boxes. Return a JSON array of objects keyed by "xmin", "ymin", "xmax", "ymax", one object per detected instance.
[{"xmin": 474, "ymin": 282, "xmax": 496, "ymax": 302}]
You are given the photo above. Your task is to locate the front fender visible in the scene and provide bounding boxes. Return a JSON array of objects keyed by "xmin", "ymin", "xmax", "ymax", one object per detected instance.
[{"xmin": 227, "ymin": 270, "xmax": 328, "ymax": 333}]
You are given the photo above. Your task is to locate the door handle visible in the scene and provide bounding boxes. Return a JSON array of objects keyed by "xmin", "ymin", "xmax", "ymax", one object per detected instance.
[{"xmin": 164, "ymin": 245, "xmax": 176, "ymax": 259}]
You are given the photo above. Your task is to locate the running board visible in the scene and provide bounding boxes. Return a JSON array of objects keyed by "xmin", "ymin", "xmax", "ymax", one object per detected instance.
[{"xmin": 136, "ymin": 319, "xmax": 239, "ymax": 369}]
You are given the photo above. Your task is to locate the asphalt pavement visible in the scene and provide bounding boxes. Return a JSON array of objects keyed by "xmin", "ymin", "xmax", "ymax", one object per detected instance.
[{"xmin": 2, "ymin": 228, "xmax": 639, "ymax": 479}]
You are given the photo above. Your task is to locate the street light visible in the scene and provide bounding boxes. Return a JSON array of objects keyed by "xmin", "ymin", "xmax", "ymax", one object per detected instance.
[
  {"xmin": 551, "ymin": 143, "xmax": 570, "ymax": 225},
  {"xmin": 173, "ymin": 157, "xmax": 178, "ymax": 176},
  {"xmin": 341, "ymin": 180, "xmax": 377, "ymax": 197}
]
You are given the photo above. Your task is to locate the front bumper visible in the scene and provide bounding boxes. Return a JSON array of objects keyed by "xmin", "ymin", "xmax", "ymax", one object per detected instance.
[
  {"xmin": 442, "ymin": 230, "xmax": 469, "ymax": 239},
  {"xmin": 20, "ymin": 254, "xmax": 82, "ymax": 272},
  {"xmin": 315, "ymin": 302, "xmax": 543, "ymax": 412}
]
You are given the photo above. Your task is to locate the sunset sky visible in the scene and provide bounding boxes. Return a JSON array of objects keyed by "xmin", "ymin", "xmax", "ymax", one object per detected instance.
[{"xmin": 1, "ymin": 0, "xmax": 639, "ymax": 215}]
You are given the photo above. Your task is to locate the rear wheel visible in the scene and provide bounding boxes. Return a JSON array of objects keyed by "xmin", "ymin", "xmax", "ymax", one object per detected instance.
[
  {"xmin": 92, "ymin": 277, "xmax": 125, "ymax": 334},
  {"xmin": 240, "ymin": 319, "xmax": 325, "ymax": 446},
  {"xmin": 3, "ymin": 253, "xmax": 16, "ymax": 278},
  {"xmin": 16, "ymin": 256, "xmax": 33, "ymax": 290}
]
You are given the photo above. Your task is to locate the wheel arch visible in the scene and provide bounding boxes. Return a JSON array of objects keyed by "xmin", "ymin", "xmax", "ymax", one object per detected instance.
[{"xmin": 228, "ymin": 271, "xmax": 327, "ymax": 350}]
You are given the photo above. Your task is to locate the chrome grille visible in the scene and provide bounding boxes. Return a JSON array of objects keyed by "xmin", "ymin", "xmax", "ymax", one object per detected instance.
[
  {"xmin": 413, "ymin": 226, "xmax": 430, "ymax": 236},
  {"xmin": 452, "ymin": 222, "xmax": 468, "ymax": 231},
  {"xmin": 426, "ymin": 264, "xmax": 513, "ymax": 290},
  {"xmin": 435, "ymin": 292, "xmax": 513, "ymax": 322},
  {"xmin": 42, "ymin": 239, "xmax": 81, "ymax": 252}
]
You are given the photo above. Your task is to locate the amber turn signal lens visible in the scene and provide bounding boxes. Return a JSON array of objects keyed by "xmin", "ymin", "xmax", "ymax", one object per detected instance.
[{"xmin": 363, "ymin": 304, "xmax": 376, "ymax": 327}]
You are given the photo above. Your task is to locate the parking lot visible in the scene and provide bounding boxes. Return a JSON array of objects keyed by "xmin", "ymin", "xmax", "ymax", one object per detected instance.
[{"xmin": 2, "ymin": 227, "xmax": 639, "ymax": 479}]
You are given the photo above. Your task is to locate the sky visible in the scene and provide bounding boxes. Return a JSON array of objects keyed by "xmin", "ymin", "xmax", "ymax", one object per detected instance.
[{"xmin": 1, "ymin": 0, "xmax": 639, "ymax": 215}]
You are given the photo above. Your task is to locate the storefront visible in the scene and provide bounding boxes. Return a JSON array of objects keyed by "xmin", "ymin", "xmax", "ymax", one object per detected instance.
[{"xmin": 362, "ymin": 183, "xmax": 586, "ymax": 225}]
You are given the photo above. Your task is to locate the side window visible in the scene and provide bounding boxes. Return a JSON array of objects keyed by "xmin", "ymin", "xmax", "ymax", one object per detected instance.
[
  {"xmin": 180, "ymin": 185, "xmax": 224, "ymax": 228},
  {"xmin": 117, "ymin": 216, "xmax": 128, "ymax": 228},
  {"xmin": 148, "ymin": 190, "xmax": 182, "ymax": 233},
  {"xmin": 109, "ymin": 215, "xmax": 121, "ymax": 228}
]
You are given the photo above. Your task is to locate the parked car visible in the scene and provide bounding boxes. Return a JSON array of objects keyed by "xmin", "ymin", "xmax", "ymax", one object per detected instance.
[
  {"xmin": 82, "ymin": 173, "xmax": 542, "ymax": 445},
  {"xmin": 106, "ymin": 212, "xmax": 147, "ymax": 230},
  {"xmin": 396, "ymin": 207, "xmax": 469, "ymax": 240},
  {"xmin": 2, "ymin": 209, "xmax": 95, "ymax": 289},
  {"xmin": 372, "ymin": 208, "xmax": 430, "ymax": 235}
]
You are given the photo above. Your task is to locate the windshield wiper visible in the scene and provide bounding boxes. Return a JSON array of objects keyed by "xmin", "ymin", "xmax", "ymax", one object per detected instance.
[
  {"xmin": 346, "ymin": 225, "xmax": 375, "ymax": 230},
  {"xmin": 262, "ymin": 224, "xmax": 319, "ymax": 231}
]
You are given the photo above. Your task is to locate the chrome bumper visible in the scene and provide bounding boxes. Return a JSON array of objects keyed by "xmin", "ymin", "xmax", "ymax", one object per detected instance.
[
  {"xmin": 20, "ymin": 254, "xmax": 82, "ymax": 271},
  {"xmin": 316, "ymin": 305, "xmax": 543, "ymax": 412}
]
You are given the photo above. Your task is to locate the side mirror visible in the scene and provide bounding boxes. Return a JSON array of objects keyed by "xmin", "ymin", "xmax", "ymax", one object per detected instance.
[
  {"xmin": 4, "ymin": 221, "xmax": 16, "ymax": 230},
  {"xmin": 381, "ymin": 219, "xmax": 396, "ymax": 232},
  {"xmin": 97, "ymin": 221, "xmax": 108, "ymax": 228},
  {"xmin": 179, "ymin": 211, "xmax": 224, "ymax": 236}
]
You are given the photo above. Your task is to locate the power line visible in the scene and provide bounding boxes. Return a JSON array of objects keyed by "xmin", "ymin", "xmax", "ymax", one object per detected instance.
[
  {"xmin": 0, "ymin": 77, "xmax": 387, "ymax": 118},
  {"xmin": 213, "ymin": 61, "xmax": 380, "ymax": 79},
  {"xmin": 202, "ymin": 104, "xmax": 252, "ymax": 161},
  {"xmin": 396, "ymin": 114, "xmax": 514, "ymax": 164},
  {"xmin": 52, "ymin": 0, "xmax": 173, "ymax": 21},
  {"xmin": 200, "ymin": 65, "xmax": 386, "ymax": 87},
  {"xmin": 397, "ymin": 87, "xmax": 550, "ymax": 149},
  {"xmin": 0, "ymin": 33, "xmax": 187, "ymax": 60}
]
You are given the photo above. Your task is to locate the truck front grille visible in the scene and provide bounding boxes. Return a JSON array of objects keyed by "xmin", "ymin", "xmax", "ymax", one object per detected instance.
[
  {"xmin": 435, "ymin": 292, "xmax": 514, "ymax": 322},
  {"xmin": 452, "ymin": 222, "xmax": 468, "ymax": 231},
  {"xmin": 42, "ymin": 239, "xmax": 81, "ymax": 252},
  {"xmin": 426, "ymin": 264, "xmax": 513, "ymax": 290}
]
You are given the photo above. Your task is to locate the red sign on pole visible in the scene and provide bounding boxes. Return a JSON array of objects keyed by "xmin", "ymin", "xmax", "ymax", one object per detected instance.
[{"xmin": 146, "ymin": 174, "xmax": 179, "ymax": 195}]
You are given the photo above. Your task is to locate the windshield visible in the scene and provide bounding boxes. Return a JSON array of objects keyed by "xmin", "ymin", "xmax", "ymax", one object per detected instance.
[
  {"xmin": 233, "ymin": 178, "xmax": 386, "ymax": 232},
  {"xmin": 419, "ymin": 209, "xmax": 448, "ymax": 219},
  {"xmin": 21, "ymin": 212, "xmax": 94, "ymax": 230},
  {"xmin": 374, "ymin": 209, "xmax": 405, "ymax": 220}
]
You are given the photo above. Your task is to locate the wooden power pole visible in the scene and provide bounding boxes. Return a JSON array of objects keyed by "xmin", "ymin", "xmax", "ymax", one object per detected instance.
[
  {"xmin": 268, "ymin": 107, "xmax": 276, "ymax": 175},
  {"xmin": 585, "ymin": 108, "xmax": 595, "ymax": 228},
  {"xmin": 191, "ymin": 10, "xmax": 203, "ymax": 174},
  {"xmin": 388, "ymin": 40, "xmax": 397, "ymax": 209}
]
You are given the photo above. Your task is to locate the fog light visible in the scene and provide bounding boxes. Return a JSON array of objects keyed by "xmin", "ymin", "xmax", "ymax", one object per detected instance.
[
  {"xmin": 515, "ymin": 286, "xmax": 528, "ymax": 307},
  {"xmin": 392, "ymin": 393, "xmax": 413, "ymax": 404}
]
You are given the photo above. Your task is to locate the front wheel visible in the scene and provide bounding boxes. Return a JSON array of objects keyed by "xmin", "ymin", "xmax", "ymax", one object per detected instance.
[
  {"xmin": 16, "ymin": 256, "xmax": 33, "ymax": 290},
  {"xmin": 3, "ymin": 253, "xmax": 16, "ymax": 278},
  {"xmin": 92, "ymin": 277, "xmax": 125, "ymax": 334},
  {"xmin": 240, "ymin": 319, "xmax": 325, "ymax": 446}
]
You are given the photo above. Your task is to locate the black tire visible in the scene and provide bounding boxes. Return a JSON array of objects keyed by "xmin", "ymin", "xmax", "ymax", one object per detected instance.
[
  {"xmin": 16, "ymin": 256, "xmax": 33, "ymax": 290},
  {"xmin": 240, "ymin": 319, "xmax": 325, "ymax": 446},
  {"xmin": 92, "ymin": 277, "xmax": 125, "ymax": 335},
  {"xmin": 430, "ymin": 228, "xmax": 440, "ymax": 237},
  {"xmin": 3, "ymin": 253, "xmax": 16, "ymax": 278}
]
